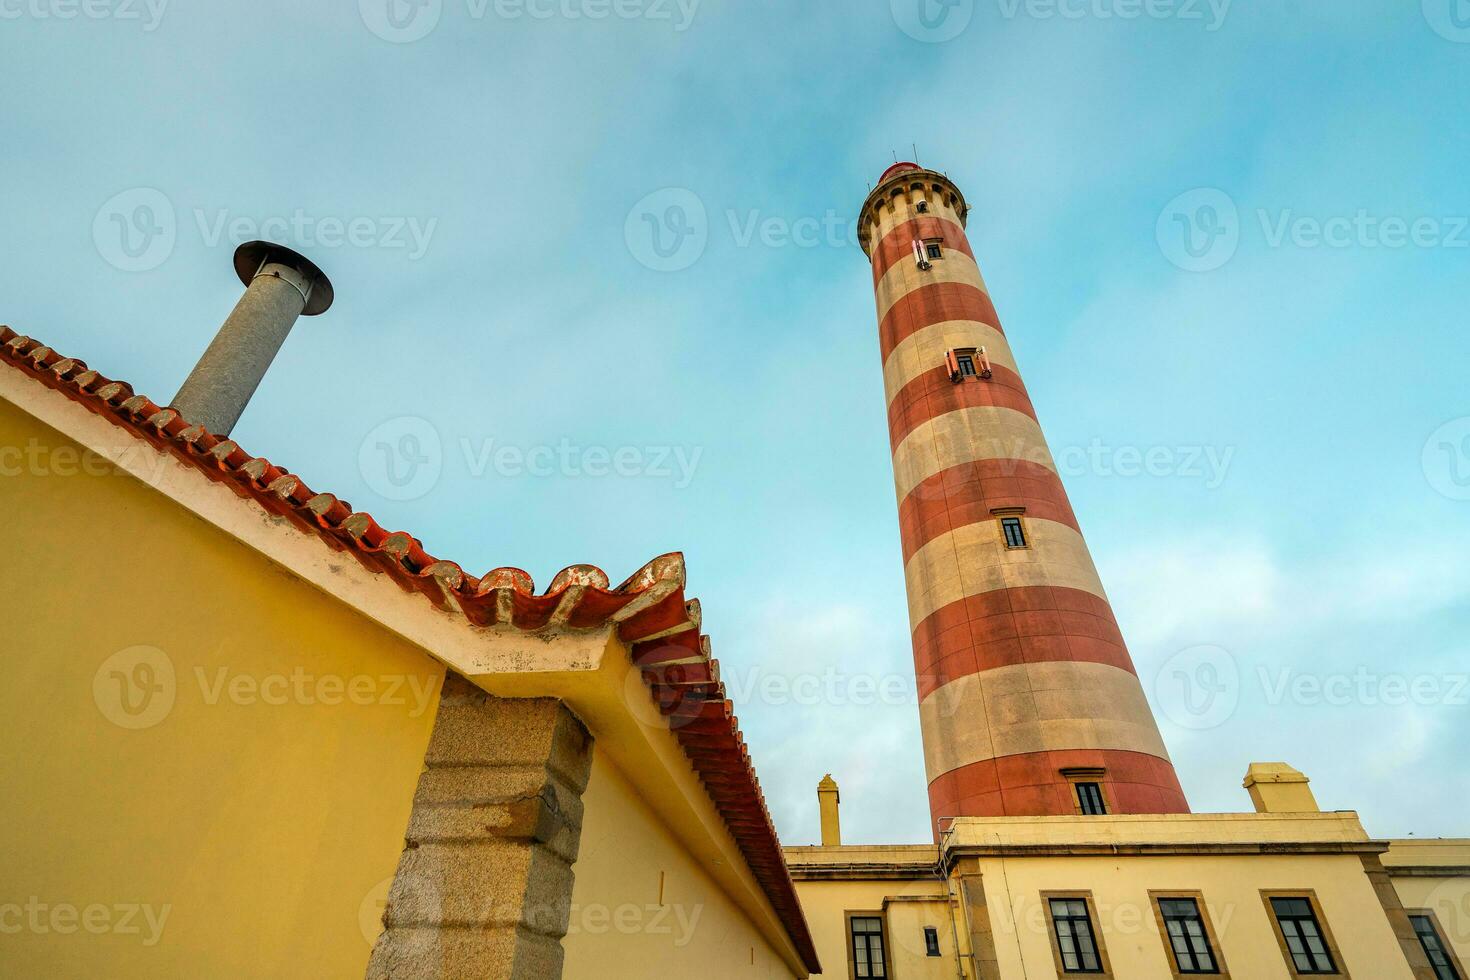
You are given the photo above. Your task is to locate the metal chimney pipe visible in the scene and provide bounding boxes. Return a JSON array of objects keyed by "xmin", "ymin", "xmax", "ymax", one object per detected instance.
[{"xmin": 172, "ymin": 241, "xmax": 334, "ymax": 435}]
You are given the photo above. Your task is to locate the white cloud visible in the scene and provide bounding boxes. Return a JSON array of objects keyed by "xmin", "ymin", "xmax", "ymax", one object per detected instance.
[
  {"xmin": 1109, "ymin": 530, "xmax": 1470, "ymax": 836},
  {"xmin": 1109, "ymin": 530, "xmax": 1470, "ymax": 648}
]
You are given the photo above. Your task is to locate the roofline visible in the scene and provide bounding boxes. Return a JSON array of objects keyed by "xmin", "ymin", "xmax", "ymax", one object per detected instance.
[{"xmin": 0, "ymin": 327, "xmax": 820, "ymax": 974}]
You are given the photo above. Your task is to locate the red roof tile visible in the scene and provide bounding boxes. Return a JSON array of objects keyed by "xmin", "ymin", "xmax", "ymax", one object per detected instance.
[{"xmin": 0, "ymin": 326, "xmax": 819, "ymax": 973}]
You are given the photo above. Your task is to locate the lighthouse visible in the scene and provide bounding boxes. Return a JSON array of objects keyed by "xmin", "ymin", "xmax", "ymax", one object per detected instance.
[{"xmin": 858, "ymin": 163, "xmax": 1190, "ymax": 837}]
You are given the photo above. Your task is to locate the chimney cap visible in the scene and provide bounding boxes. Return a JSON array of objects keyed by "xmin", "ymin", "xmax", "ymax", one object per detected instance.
[
  {"xmin": 1243, "ymin": 762, "xmax": 1311, "ymax": 787},
  {"xmin": 233, "ymin": 241, "xmax": 335, "ymax": 316}
]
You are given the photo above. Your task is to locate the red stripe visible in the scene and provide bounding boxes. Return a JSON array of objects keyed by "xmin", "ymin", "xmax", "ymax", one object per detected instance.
[
  {"xmin": 911, "ymin": 586, "xmax": 1134, "ymax": 702},
  {"xmin": 887, "ymin": 363, "xmax": 1037, "ymax": 452},
  {"xmin": 870, "ymin": 215, "xmax": 974, "ymax": 282},
  {"xmin": 879, "ymin": 283, "xmax": 1002, "ymax": 363},
  {"xmin": 927, "ymin": 749, "xmax": 1189, "ymax": 833},
  {"xmin": 898, "ymin": 459, "xmax": 1078, "ymax": 564}
]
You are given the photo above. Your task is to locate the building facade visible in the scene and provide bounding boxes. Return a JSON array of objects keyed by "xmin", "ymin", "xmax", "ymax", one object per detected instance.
[
  {"xmin": 0, "ymin": 328, "xmax": 819, "ymax": 978},
  {"xmin": 789, "ymin": 770, "xmax": 1470, "ymax": 980}
]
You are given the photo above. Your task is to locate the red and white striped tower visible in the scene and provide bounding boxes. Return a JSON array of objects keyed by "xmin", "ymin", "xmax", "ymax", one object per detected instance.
[{"xmin": 858, "ymin": 163, "xmax": 1189, "ymax": 837}]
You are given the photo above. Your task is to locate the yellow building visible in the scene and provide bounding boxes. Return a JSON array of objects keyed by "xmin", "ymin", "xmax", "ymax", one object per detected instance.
[
  {"xmin": 0, "ymin": 321, "xmax": 819, "ymax": 978},
  {"xmin": 788, "ymin": 770, "xmax": 1470, "ymax": 980}
]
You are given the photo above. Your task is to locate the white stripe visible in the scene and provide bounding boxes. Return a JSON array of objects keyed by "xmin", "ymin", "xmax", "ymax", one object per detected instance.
[
  {"xmin": 917, "ymin": 661, "xmax": 1168, "ymax": 780},
  {"xmin": 869, "ymin": 190, "xmax": 965, "ymax": 241},
  {"xmin": 882, "ymin": 320, "xmax": 1018, "ymax": 408},
  {"xmin": 875, "ymin": 247, "xmax": 989, "ymax": 323},
  {"xmin": 892, "ymin": 406, "xmax": 1056, "ymax": 502},
  {"xmin": 903, "ymin": 517, "xmax": 1106, "ymax": 630}
]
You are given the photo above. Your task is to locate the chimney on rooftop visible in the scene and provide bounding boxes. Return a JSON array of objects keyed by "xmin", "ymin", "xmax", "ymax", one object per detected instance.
[
  {"xmin": 172, "ymin": 241, "xmax": 333, "ymax": 436},
  {"xmin": 818, "ymin": 774, "xmax": 841, "ymax": 847},
  {"xmin": 1244, "ymin": 762, "xmax": 1321, "ymax": 813}
]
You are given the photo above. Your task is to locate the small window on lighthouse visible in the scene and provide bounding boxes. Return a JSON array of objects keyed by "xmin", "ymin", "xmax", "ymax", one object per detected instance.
[
  {"xmin": 1000, "ymin": 516, "xmax": 1028, "ymax": 550},
  {"xmin": 916, "ymin": 200, "xmax": 930, "ymax": 213},
  {"xmin": 948, "ymin": 347, "xmax": 993, "ymax": 383},
  {"xmin": 1076, "ymin": 782, "xmax": 1107, "ymax": 815},
  {"xmin": 925, "ymin": 240, "xmax": 944, "ymax": 260}
]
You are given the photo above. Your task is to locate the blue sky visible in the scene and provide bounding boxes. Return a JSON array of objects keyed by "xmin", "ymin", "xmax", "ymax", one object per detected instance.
[{"xmin": 3, "ymin": 0, "xmax": 1467, "ymax": 844}]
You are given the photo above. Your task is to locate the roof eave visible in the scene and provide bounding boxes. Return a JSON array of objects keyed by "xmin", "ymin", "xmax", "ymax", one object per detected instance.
[{"xmin": 0, "ymin": 328, "xmax": 820, "ymax": 974}]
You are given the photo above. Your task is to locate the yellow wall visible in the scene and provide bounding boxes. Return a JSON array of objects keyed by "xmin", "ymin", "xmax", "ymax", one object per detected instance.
[
  {"xmin": 0, "ymin": 401, "xmax": 444, "ymax": 978},
  {"xmin": 793, "ymin": 853, "xmax": 1420, "ymax": 978},
  {"xmin": 883, "ymin": 897, "xmax": 956, "ymax": 979},
  {"xmin": 975, "ymin": 851, "xmax": 1415, "ymax": 979},
  {"xmin": 789, "ymin": 875, "xmax": 949, "ymax": 977},
  {"xmin": 788, "ymin": 818, "xmax": 1461, "ymax": 978},
  {"xmin": 1393, "ymin": 876, "xmax": 1470, "ymax": 968},
  {"xmin": 1386, "ymin": 840, "xmax": 1470, "ymax": 970},
  {"xmin": 564, "ymin": 748, "xmax": 799, "ymax": 977}
]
